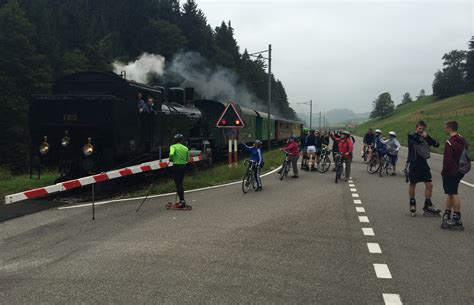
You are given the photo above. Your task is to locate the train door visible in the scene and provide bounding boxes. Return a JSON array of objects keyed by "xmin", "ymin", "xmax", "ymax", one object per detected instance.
[{"xmin": 256, "ymin": 117, "xmax": 262, "ymax": 140}]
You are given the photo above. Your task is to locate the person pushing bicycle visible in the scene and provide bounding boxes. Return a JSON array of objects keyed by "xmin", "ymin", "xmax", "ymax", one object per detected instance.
[
  {"xmin": 280, "ymin": 136, "xmax": 300, "ymax": 178},
  {"xmin": 331, "ymin": 130, "xmax": 354, "ymax": 181},
  {"xmin": 241, "ymin": 140, "xmax": 264, "ymax": 191}
]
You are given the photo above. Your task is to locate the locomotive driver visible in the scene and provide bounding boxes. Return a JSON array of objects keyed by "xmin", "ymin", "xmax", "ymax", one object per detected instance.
[{"xmin": 169, "ymin": 134, "xmax": 189, "ymax": 207}]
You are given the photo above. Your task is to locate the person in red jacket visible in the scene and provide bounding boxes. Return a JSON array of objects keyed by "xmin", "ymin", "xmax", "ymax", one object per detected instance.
[
  {"xmin": 441, "ymin": 121, "xmax": 467, "ymax": 230},
  {"xmin": 331, "ymin": 130, "xmax": 354, "ymax": 181},
  {"xmin": 280, "ymin": 136, "xmax": 300, "ymax": 178}
]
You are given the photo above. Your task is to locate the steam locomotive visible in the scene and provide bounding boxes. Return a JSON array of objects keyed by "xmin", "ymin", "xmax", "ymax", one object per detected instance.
[{"xmin": 30, "ymin": 71, "xmax": 302, "ymax": 181}]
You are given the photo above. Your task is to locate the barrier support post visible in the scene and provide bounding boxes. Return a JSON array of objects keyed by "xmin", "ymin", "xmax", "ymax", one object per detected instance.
[
  {"xmin": 233, "ymin": 132, "xmax": 238, "ymax": 167},
  {"xmin": 92, "ymin": 184, "xmax": 95, "ymax": 220},
  {"xmin": 228, "ymin": 138, "xmax": 233, "ymax": 167}
]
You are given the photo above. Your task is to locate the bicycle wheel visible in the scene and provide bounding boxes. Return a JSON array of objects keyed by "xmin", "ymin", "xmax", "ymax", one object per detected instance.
[
  {"xmin": 379, "ymin": 162, "xmax": 384, "ymax": 177},
  {"xmin": 318, "ymin": 156, "xmax": 331, "ymax": 173},
  {"xmin": 279, "ymin": 161, "xmax": 287, "ymax": 180},
  {"xmin": 242, "ymin": 170, "xmax": 252, "ymax": 193},
  {"xmin": 367, "ymin": 158, "xmax": 380, "ymax": 174},
  {"xmin": 335, "ymin": 164, "xmax": 341, "ymax": 183},
  {"xmin": 386, "ymin": 163, "xmax": 394, "ymax": 176},
  {"xmin": 363, "ymin": 153, "xmax": 368, "ymax": 162}
]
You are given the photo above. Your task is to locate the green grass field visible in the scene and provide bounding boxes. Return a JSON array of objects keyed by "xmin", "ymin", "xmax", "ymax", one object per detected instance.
[
  {"xmin": 0, "ymin": 149, "xmax": 286, "ymax": 202},
  {"xmin": 353, "ymin": 93, "xmax": 474, "ymax": 153}
]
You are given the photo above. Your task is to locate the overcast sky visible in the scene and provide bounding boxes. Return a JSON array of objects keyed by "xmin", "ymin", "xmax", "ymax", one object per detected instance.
[{"xmin": 199, "ymin": 0, "xmax": 473, "ymax": 115}]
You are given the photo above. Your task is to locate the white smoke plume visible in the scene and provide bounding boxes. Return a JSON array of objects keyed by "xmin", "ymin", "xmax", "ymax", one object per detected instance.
[
  {"xmin": 112, "ymin": 52, "xmax": 264, "ymax": 110},
  {"xmin": 112, "ymin": 53, "xmax": 165, "ymax": 84}
]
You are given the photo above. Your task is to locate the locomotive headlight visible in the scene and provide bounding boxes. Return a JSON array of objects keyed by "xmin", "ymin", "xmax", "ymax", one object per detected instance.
[
  {"xmin": 39, "ymin": 136, "xmax": 49, "ymax": 155},
  {"xmin": 61, "ymin": 130, "xmax": 70, "ymax": 147},
  {"xmin": 61, "ymin": 136, "xmax": 70, "ymax": 147},
  {"xmin": 83, "ymin": 137, "xmax": 94, "ymax": 156}
]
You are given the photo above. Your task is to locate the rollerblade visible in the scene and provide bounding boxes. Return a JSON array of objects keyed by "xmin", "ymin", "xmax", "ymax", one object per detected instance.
[
  {"xmin": 409, "ymin": 199, "xmax": 416, "ymax": 217},
  {"xmin": 423, "ymin": 205, "xmax": 441, "ymax": 217},
  {"xmin": 442, "ymin": 213, "xmax": 464, "ymax": 231},
  {"xmin": 441, "ymin": 211, "xmax": 451, "ymax": 229},
  {"xmin": 166, "ymin": 200, "xmax": 192, "ymax": 211}
]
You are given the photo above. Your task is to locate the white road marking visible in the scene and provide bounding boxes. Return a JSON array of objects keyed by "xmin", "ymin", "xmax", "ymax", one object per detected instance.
[
  {"xmin": 383, "ymin": 294, "xmax": 403, "ymax": 305},
  {"xmin": 58, "ymin": 165, "xmax": 283, "ymax": 210},
  {"xmin": 353, "ymin": 199, "xmax": 362, "ymax": 204},
  {"xmin": 350, "ymin": 188, "xmax": 357, "ymax": 192},
  {"xmin": 461, "ymin": 180, "xmax": 474, "ymax": 187},
  {"xmin": 352, "ymin": 193, "xmax": 359, "ymax": 198},
  {"xmin": 356, "ymin": 207, "xmax": 365, "ymax": 213},
  {"xmin": 373, "ymin": 264, "xmax": 392, "ymax": 279},
  {"xmin": 367, "ymin": 243, "xmax": 382, "ymax": 253},
  {"xmin": 348, "ymin": 180, "xmax": 353, "ymax": 183},
  {"xmin": 362, "ymin": 228, "xmax": 375, "ymax": 236},
  {"xmin": 349, "ymin": 184, "xmax": 355, "ymax": 187},
  {"xmin": 359, "ymin": 216, "xmax": 370, "ymax": 223}
]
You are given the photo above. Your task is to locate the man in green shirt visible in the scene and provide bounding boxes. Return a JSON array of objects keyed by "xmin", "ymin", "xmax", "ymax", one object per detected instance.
[{"xmin": 169, "ymin": 134, "xmax": 189, "ymax": 207}]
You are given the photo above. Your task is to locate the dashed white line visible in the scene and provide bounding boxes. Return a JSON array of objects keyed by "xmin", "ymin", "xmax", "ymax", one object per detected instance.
[
  {"xmin": 383, "ymin": 294, "xmax": 403, "ymax": 305},
  {"xmin": 356, "ymin": 207, "xmax": 365, "ymax": 213},
  {"xmin": 358, "ymin": 216, "xmax": 370, "ymax": 223},
  {"xmin": 460, "ymin": 180, "xmax": 474, "ymax": 187},
  {"xmin": 350, "ymin": 188, "xmax": 357, "ymax": 192},
  {"xmin": 349, "ymin": 184, "xmax": 355, "ymax": 187},
  {"xmin": 352, "ymin": 193, "xmax": 360, "ymax": 198},
  {"xmin": 362, "ymin": 228, "xmax": 375, "ymax": 236},
  {"xmin": 353, "ymin": 199, "xmax": 362, "ymax": 204},
  {"xmin": 367, "ymin": 242, "xmax": 382, "ymax": 254},
  {"xmin": 348, "ymin": 180, "xmax": 354, "ymax": 183},
  {"xmin": 373, "ymin": 264, "xmax": 392, "ymax": 279}
]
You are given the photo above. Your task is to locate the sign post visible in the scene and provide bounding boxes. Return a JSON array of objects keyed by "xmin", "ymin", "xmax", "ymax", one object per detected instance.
[{"xmin": 216, "ymin": 103, "xmax": 245, "ymax": 167}]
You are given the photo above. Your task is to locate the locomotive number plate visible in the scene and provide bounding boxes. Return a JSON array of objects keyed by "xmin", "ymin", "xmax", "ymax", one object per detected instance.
[{"xmin": 63, "ymin": 114, "xmax": 78, "ymax": 121}]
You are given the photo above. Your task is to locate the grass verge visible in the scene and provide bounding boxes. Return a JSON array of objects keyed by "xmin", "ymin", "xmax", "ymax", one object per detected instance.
[
  {"xmin": 0, "ymin": 168, "xmax": 57, "ymax": 203},
  {"xmin": 131, "ymin": 149, "xmax": 285, "ymax": 197}
]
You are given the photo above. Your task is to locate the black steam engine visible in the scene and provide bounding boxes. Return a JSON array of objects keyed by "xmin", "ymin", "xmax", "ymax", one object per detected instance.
[{"xmin": 30, "ymin": 71, "xmax": 302, "ymax": 181}]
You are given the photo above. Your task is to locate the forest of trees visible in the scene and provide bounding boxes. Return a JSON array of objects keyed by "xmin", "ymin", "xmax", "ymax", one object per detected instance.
[{"xmin": 0, "ymin": 0, "xmax": 297, "ymax": 172}]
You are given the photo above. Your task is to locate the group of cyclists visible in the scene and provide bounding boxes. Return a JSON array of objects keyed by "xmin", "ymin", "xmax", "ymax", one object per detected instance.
[{"xmin": 363, "ymin": 128, "xmax": 402, "ymax": 175}]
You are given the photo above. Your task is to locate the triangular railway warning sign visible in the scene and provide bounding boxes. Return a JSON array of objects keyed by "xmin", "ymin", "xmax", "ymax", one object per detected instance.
[{"xmin": 216, "ymin": 103, "xmax": 245, "ymax": 128}]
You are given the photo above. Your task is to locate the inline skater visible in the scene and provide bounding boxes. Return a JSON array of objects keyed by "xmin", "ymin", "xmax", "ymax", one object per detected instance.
[
  {"xmin": 407, "ymin": 120, "xmax": 440, "ymax": 216},
  {"xmin": 169, "ymin": 134, "xmax": 189, "ymax": 208},
  {"xmin": 280, "ymin": 136, "xmax": 300, "ymax": 178},
  {"xmin": 306, "ymin": 129, "xmax": 317, "ymax": 171},
  {"xmin": 381, "ymin": 131, "xmax": 401, "ymax": 176},
  {"xmin": 241, "ymin": 140, "xmax": 264, "ymax": 191},
  {"xmin": 362, "ymin": 128, "xmax": 375, "ymax": 159},
  {"xmin": 331, "ymin": 130, "xmax": 354, "ymax": 181},
  {"xmin": 441, "ymin": 121, "xmax": 469, "ymax": 230},
  {"xmin": 300, "ymin": 128, "xmax": 309, "ymax": 170}
]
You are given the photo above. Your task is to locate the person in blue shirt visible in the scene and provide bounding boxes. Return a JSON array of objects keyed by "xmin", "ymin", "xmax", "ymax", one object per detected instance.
[
  {"xmin": 241, "ymin": 139, "xmax": 264, "ymax": 191},
  {"xmin": 374, "ymin": 129, "xmax": 388, "ymax": 158}
]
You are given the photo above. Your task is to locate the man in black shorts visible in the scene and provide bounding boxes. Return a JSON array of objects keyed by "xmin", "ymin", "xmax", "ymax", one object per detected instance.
[
  {"xmin": 441, "ymin": 121, "xmax": 467, "ymax": 230},
  {"xmin": 407, "ymin": 120, "xmax": 440, "ymax": 215}
]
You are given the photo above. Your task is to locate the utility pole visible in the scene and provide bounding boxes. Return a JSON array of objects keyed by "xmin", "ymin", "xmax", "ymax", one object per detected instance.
[
  {"xmin": 319, "ymin": 111, "xmax": 322, "ymax": 130},
  {"xmin": 267, "ymin": 44, "xmax": 272, "ymax": 152},
  {"xmin": 297, "ymin": 100, "xmax": 313, "ymax": 129}
]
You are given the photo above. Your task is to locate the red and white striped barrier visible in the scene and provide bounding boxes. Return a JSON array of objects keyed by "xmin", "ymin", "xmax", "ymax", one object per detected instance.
[{"xmin": 4, "ymin": 155, "xmax": 203, "ymax": 204}]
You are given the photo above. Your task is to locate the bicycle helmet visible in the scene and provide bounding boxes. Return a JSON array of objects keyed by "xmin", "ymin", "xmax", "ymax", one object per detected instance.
[
  {"xmin": 174, "ymin": 133, "xmax": 184, "ymax": 140},
  {"xmin": 342, "ymin": 130, "xmax": 350, "ymax": 135},
  {"xmin": 254, "ymin": 139, "xmax": 263, "ymax": 147},
  {"xmin": 375, "ymin": 129, "xmax": 382, "ymax": 134},
  {"xmin": 389, "ymin": 131, "xmax": 396, "ymax": 137}
]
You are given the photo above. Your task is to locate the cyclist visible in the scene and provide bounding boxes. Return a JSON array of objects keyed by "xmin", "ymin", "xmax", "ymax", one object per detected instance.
[
  {"xmin": 381, "ymin": 131, "xmax": 401, "ymax": 176},
  {"xmin": 300, "ymin": 128, "xmax": 310, "ymax": 170},
  {"xmin": 374, "ymin": 129, "xmax": 388, "ymax": 161},
  {"xmin": 331, "ymin": 130, "xmax": 354, "ymax": 181},
  {"xmin": 331, "ymin": 130, "xmax": 341, "ymax": 171},
  {"xmin": 280, "ymin": 136, "xmax": 300, "ymax": 178},
  {"xmin": 362, "ymin": 128, "xmax": 375, "ymax": 159},
  {"xmin": 306, "ymin": 129, "xmax": 317, "ymax": 171},
  {"xmin": 169, "ymin": 134, "xmax": 189, "ymax": 208},
  {"xmin": 241, "ymin": 140, "xmax": 264, "ymax": 191}
]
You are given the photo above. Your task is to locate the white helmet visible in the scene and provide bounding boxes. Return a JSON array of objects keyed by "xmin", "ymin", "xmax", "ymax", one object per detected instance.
[
  {"xmin": 375, "ymin": 129, "xmax": 382, "ymax": 134},
  {"xmin": 389, "ymin": 131, "xmax": 396, "ymax": 137}
]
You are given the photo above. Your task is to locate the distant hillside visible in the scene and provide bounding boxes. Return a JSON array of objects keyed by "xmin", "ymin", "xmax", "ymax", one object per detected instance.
[
  {"xmin": 325, "ymin": 109, "xmax": 369, "ymax": 125},
  {"xmin": 353, "ymin": 93, "xmax": 474, "ymax": 154}
]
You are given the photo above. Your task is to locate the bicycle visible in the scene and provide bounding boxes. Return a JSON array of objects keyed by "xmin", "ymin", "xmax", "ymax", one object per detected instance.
[
  {"xmin": 361, "ymin": 145, "xmax": 372, "ymax": 163},
  {"xmin": 367, "ymin": 151, "xmax": 382, "ymax": 174},
  {"xmin": 317, "ymin": 144, "xmax": 332, "ymax": 173},
  {"xmin": 334, "ymin": 153, "xmax": 344, "ymax": 183},
  {"xmin": 379, "ymin": 154, "xmax": 394, "ymax": 177},
  {"xmin": 279, "ymin": 153, "xmax": 291, "ymax": 180},
  {"xmin": 242, "ymin": 160, "xmax": 258, "ymax": 193}
]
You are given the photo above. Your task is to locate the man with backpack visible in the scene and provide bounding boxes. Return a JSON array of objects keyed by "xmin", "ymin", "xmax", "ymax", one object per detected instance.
[{"xmin": 441, "ymin": 121, "xmax": 470, "ymax": 230}]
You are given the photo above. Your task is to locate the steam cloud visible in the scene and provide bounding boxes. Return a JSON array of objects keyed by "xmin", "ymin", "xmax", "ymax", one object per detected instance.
[
  {"xmin": 112, "ymin": 53, "xmax": 165, "ymax": 84},
  {"xmin": 112, "ymin": 52, "xmax": 263, "ymax": 110}
]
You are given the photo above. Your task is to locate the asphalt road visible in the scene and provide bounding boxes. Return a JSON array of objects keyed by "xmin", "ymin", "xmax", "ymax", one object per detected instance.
[{"xmin": 0, "ymin": 139, "xmax": 472, "ymax": 304}]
